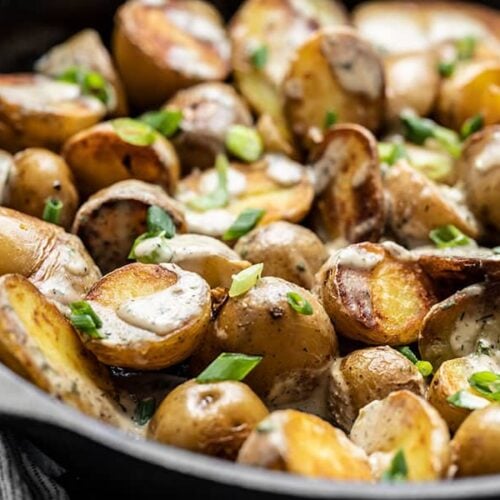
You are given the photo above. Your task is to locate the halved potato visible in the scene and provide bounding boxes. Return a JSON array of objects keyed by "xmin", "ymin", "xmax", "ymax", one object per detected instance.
[
  {"xmin": 384, "ymin": 160, "xmax": 480, "ymax": 247},
  {"xmin": 235, "ymin": 221, "xmax": 328, "ymax": 290},
  {"xmin": 317, "ymin": 242, "xmax": 437, "ymax": 346},
  {"xmin": 81, "ymin": 263, "xmax": 211, "ymax": 370},
  {"xmin": 113, "ymin": 0, "xmax": 231, "ymax": 109},
  {"xmin": 350, "ymin": 390, "xmax": 451, "ymax": 481},
  {"xmin": 419, "ymin": 281, "xmax": 500, "ymax": 369},
  {"xmin": 283, "ymin": 28, "xmax": 385, "ymax": 150},
  {"xmin": 452, "ymin": 404, "xmax": 500, "ymax": 477},
  {"xmin": 0, "ymin": 207, "xmax": 101, "ymax": 310},
  {"xmin": 149, "ymin": 379, "xmax": 268, "ymax": 460},
  {"xmin": 62, "ymin": 121, "xmax": 180, "ymax": 199},
  {"xmin": 191, "ymin": 277, "xmax": 337, "ymax": 405},
  {"xmin": 329, "ymin": 346, "xmax": 426, "ymax": 432},
  {"xmin": 176, "ymin": 154, "xmax": 314, "ymax": 237},
  {"xmin": 5, "ymin": 148, "xmax": 79, "ymax": 230},
  {"xmin": 238, "ymin": 409, "xmax": 373, "ymax": 481},
  {"xmin": 167, "ymin": 82, "xmax": 253, "ymax": 171},
  {"xmin": 0, "ymin": 149, "xmax": 13, "ymax": 203},
  {"xmin": 72, "ymin": 180, "xmax": 186, "ymax": 274},
  {"xmin": 0, "ymin": 74, "xmax": 105, "ymax": 152},
  {"xmin": 35, "ymin": 28, "xmax": 128, "ymax": 117},
  {"xmin": 310, "ymin": 125, "xmax": 385, "ymax": 243},
  {"xmin": 0, "ymin": 274, "xmax": 128, "ymax": 428},
  {"xmin": 427, "ymin": 354, "xmax": 497, "ymax": 432}
]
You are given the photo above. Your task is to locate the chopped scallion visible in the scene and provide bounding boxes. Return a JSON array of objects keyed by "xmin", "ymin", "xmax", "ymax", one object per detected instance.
[
  {"xmin": 438, "ymin": 60, "xmax": 456, "ymax": 78},
  {"xmin": 112, "ymin": 118, "xmax": 156, "ymax": 146},
  {"xmin": 223, "ymin": 208, "xmax": 265, "ymax": 241},
  {"xmin": 381, "ymin": 449, "xmax": 408, "ymax": 482},
  {"xmin": 134, "ymin": 397, "xmax": 156, "ymax": 425},
  {"xmin": 397, "ymin": 346, "xmax": 419, "ymax": 364},
  {"xmin": 286, "ymin": 292, "xmax": 313, "ymax": 315},
  {"xmin": 447, "ymin": 389, "xmax": 489, "ymax": 410},
  {"xmin": 42, "ymin": 198, "xmax": 63, "ymax": 225},
  {"xmin": 456, "ymin": 36, "xmax": 477, "ymax": 61},
  {"xmin": 69, "ymin": 301, "xmax": 104, "ymax": 339},
  {"xmin": 196, "ymin": 352, "xmax": 263, "ymax": 383},
  {"xmin": 416, "ymin": 360, "xmax": 433, "ymax": 377},
  {"xmin": 228, "ymin": 263, "xmax": 264, "ymax": 298},
  {"xmin": 429, "ymin": 225, "xmax": 472, "ymax": 249},
  {"xmin": 139, "ymin": 108, "xmax": 183, "ymax": 138},
  {"xmin": 324, "ymin": 110, "xmax": 338, "ymax": 130},
  {"xmin": 147, "ymin": 205, "xmax": 175, "ymax": 238},
  {"xmin": 378, "ymin": 142, "xmax": 407, "ymax": 166},
  {"xmin": 57, "ymin": 66, "xmax": 111, "ymax": 104},
  {"xmin": 469, "ymin": 371, "xmax": 500, "ymax": 401},
  {"xmin": 460, "ymin": 114, "xmax": 484, "ymax": 140},
  {"xmin": 225, "ymin": 125, "xmax": 263, "ymax": 163},
  {"xmin": 250, "ymin": 45, "xmax": 268, "ymax": 70}
]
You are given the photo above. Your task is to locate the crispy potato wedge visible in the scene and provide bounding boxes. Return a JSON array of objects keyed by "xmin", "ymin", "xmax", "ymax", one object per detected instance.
[
  {"xmin": 149, "ymin": 379, "xmax": 268, "ymax": 460},
  {"xmin": 419, "ymin": 281, "xmax": 500, "ymax": 369},
  {"xmin": 238, "ymin": 409, "xmax": 373, "ymax": 481},
  {"xmin": 0, "ymin": 207, "xmax": 101, "ymax": 310},
  {"xmin": 329, "ymin": 346, "xmax": 426, "ymax": 432},
  {"xmin": 428, "ymin": 354, "xmax": 497, "ymax": 432},
  {"xmin": 310, "ymin": 125, "xmax": 386, "ymax": 243},
  {"xmin": 384, "ymin": 160, "xmax": 480, "ymax": 247},
  {"xmin": 81, "ymin": 263, "xmax": 211, "ymax": 370},
  {"xmin": 235, "ymin": 221, "xmax": 328, "ymax": 290},
  {"xmin": 4, "ymin": 148, "xmax": 78, "ymax": 230},
  {"xmin": 350, "ymin": 390, "xmax": 451, "ymax": 481},
  {"xmin": 35, "ymin": 29, "xmax": 128, "ymax": 117},
  {"xmin": 283, "ymin": 28, "xmax": 385, "ymax": 150},
  {"xmin": 0, "ymin": 274, "xmax": 128, "ymax": 428},
  {"xmin": 191, "ymin": 277, "xmax": 337, "ymax": 405},
  {"xmin": 72, "ymin": 180, "xmax": 186, "ymax": 274},
  {"xmin": 317, "ymin": 242, "xmax": 437, "ymax": 346},
  {"xmin": 167, "ymin": 82, "xmax": 253, "ymax": 172},
  {"xmin": 63, "ymin": 121, "xmax": 180, "ymax": 199},
  {"xmin": 113, "ymin": 0, "xmax": 230, "ymax": 109},
  {"xmin": 0, "ymin": 74, "xmax": 105, "ymax": 153},
  {"xmin": 176, "ymin": 154, "xmax": 314, "ymax": 237},
  {"xmin": 452, "ymin": 404, "xmax": 500, "ymax": 477}
]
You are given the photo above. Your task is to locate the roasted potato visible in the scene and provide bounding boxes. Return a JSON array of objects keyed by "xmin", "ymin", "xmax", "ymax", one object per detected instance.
[
  {"xmin": 35, "ymin": 29, "xmax": 128, "ymax": 116},
  {"xmin": 167, "ymin": 83, "xmax": 253, "ymax": 171},
  {"xmin": 427, "ymin": 354, "xmax": 497, "ymax": 432},
  {"xmin": 62, "ymin": 121, "xmax": 180, "ymax": 199},
  {"xmin": 4, "ymin": 148, "xmax": 78, "ymax": 230},
  {"xmin": 235, "ymin": 221, "xmax": 328, "ymax": 290},
  {"xmin": 328, "ymin": 346, "xmax": 426, "ymax": 432},
  {"xmin": 0, "ymin": 74, "xmax": 105, "ymax": 152},
  {"xmin": 238, "ymin": 409, "xmax": 372, "ymax": 480},
  {"xmin": 310, "ymin": 125, "xmax": 386, "ymax": 243},
  {"xmin": 317, "ymin": 242, "xmax": 437, "ymax": 346},
  {"xmin": 419, "ymin": 281, "xmax": 500, "ymax": 369},
  {"xmin": 452, "ymin": 404, "xmax": 500, "ymax": 477},
  {"xmin": 0, "ymin": 207, "xmax": 101, "ymax": 310},
  {"xmin": 149, "ymin": 379, "xmax": 268, "ymax": 459},
  {"xmin": 191, "ymin": 277, "xmax": 337, "ymax": 405},
  {"xmin": 384, "ymin": 160, "xmax": 480, "ymax": 247},
  {"xmin": 80, "ymin": 263, "xmax": 211, "ymax": 370},
  {"xmin": 350, "ymin": 390, "xmax": 451, "ymax": 481},
  {"xmin": 0, "ymin": 149, "xmax": 13, "ymax": 203},
  {"xmin": 283, "ymin": 28, "xmax": 385, "ymax": 150},
  {"xmin": 0, "ymin": 273, "xmax": 128, "ymax": 428},
  {"xmin": 113, "ymin": 0, "xmax": 231, "ymax": 109},
  {"xmin": 177, "ymin": 154, "xmax": 314, "ymax": 237},
  {"xmin": 72, "ymin": 180, "xmax": 186, "ymax": 274}
]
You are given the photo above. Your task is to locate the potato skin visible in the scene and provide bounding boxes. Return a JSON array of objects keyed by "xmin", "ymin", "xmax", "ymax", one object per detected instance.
[
  {"xmin": 452, "ymin": 404, "xmax": 500, "ymax": 477},
  {"xmin": 113, "ymin": 0, "xmax": 230, "ymax": 109},
  {"xmin": 72, "ymin": 180, "xmax": 187, "ymax": 274},
  {"xmin": 149, "ymin": 379, "xmax": 268, "ymax": 460},
  {"xmin": 317, "ymin": 242, "xmax": 437, "ymax": 346},
  {"xmin": 328, "ymin": 346, "xmax": 426, "ymax": 432},
  {"xmin": 167, "ymin": 83, "xmax": 253, "ymax": 171},
  {"xmin": 235, "ymin": 222, "xmax": 328, "ymax": 290},
  {"xmin": 191, "ymin": 277, "xmax": 337, "ymax": 405},
  {"xmin": 238, "ymin": 409, "xmax": 372, "ymax": 481},
  {"xmin": 63, "ymin": 122, "xmax": 180, "ymax": 199},
  {"xmin": 5, "ymin": 148, "xmax": 78, "ymax": 230}
]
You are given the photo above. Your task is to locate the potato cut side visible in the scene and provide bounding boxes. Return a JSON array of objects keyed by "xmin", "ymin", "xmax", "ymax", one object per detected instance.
[
  {"xmin": 238, "ymin": 409, "xmax": 372, "ymax": 481},
  {"xmin": 82, "ymin": 263, "xmax": 211, "ymax": 370},
  {"xmin": 318, "ymin": 242, "xmax": 437, "ymax": 346},
  {"xmin": 350, "ymin": 390, "xmax": 451, "ymax": 481}
]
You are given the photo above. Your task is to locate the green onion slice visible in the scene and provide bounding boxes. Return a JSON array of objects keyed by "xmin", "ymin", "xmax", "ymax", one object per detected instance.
[
  {"xmin": 378, "ymin": 142, "xmax": 407, "ymax": 166},
  {"xmin": 69, "ymin": 301, "xmax": 104, "ymax": 339},
  {"xmin": 196, "ymin": 353, "xmax": 263, "ymax": 383},
  {"xmin": 250, "ymin": 45, "xmax": 268, "ymax": 70},
  {"xmin": 456, "ymin": 36, "xmax": 477, "ymax": 61},
  {"xmin": 42, "ymin": 198, "xmax": 63, "ymax": 225},
  {"xmin": 286, "ymin": 292, "xmax": 313, "ymax": 315},
  {"xmin": 438, "ymin": 60, "xmax": 456, "ymax": 78},
  {"xmin": 187, "ymin": 154, "xmax": 230, "ymax": 212},
  {"xmin": 128, "ymin": 232, "xmax": 172, "ymax": 264},
  {"xmin": 147, "ymin": 205, "xmax": 175, "ymax": 238},
  {"xmin": 381, "ymin": 449, "xmax": 408, "ymax": 482},
  {"xmin": 397, "ymin": 346, "xmax": 419, "ymax": 364},
  {"xmin": 229, "ymin": 263, "xmax": 264, "ymax": 298},
  {"xmin": 134, "ymin": 397, "xmax": 156, "ymax": 425},
  {"xmin": 324, "ymin": 110, "xmax": 338, "ymax": 130},
  {"xmin": 57, "ymin": 66, "xmax": 111, "ymax": 104},
  {"xmin": 112, "ymin": 118, "xmax": 156, "ymax": 146},
  {"xmin": 416, "ymin": 360, "xmax": 433, "ymax": 377},
  {"xmin": 225, "ymin": 125, "xmax": 263, "ymax": 163},
  {"xmin": 429, "ymin": 225, "xmax": 472, "ymax": 249},
  {"xmin": 469, "ymin": 371, "xmax": 500, "ymax": 401},
  {"xmin": 447, "ymin": 390, "xmax": 490, "ymax": 410},
  {"xmin": 139, "ymin": 108, "xmax": 183, "ymax": 138},
  {"xmin": 223, "ymin": 208, "xmax": 265, "ymax": 241},
  {"xmin": 460, "ymin": 114, "xmax": 484, "ymax": 140}
]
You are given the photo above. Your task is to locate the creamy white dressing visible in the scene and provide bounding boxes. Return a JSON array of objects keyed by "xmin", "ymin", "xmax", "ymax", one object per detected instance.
[
  {"xmin": 474, "ymin": 132, "xmax": 500, "ymax": 173},
  {"xmin": 168, "ymin": 233, "xmax": 239, "ymax": 261},
  {"xmin": 185, "ymin": 208, "xmax": 236, "ymax": 237},
  {"xmin": 380, "ymin": 241, "xmax": 415, "ymax": 262},
  {"xmin": 116, "ymin": 264, "xmax": 209, "ymax": 336},
  {"xmin": 199, "ymin": 167, "xmax": 247, "ymax": 197},
  {"xmin": 266, "ymin": 154, "xmax": 303, "ymax": 186},
  {"xmin": 133, "ymin": 235, "xmax": 174, "ymax": 262},
  {"xmin": 335, "ymin": 246, "xmax": 383, "ymax": 271}
]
